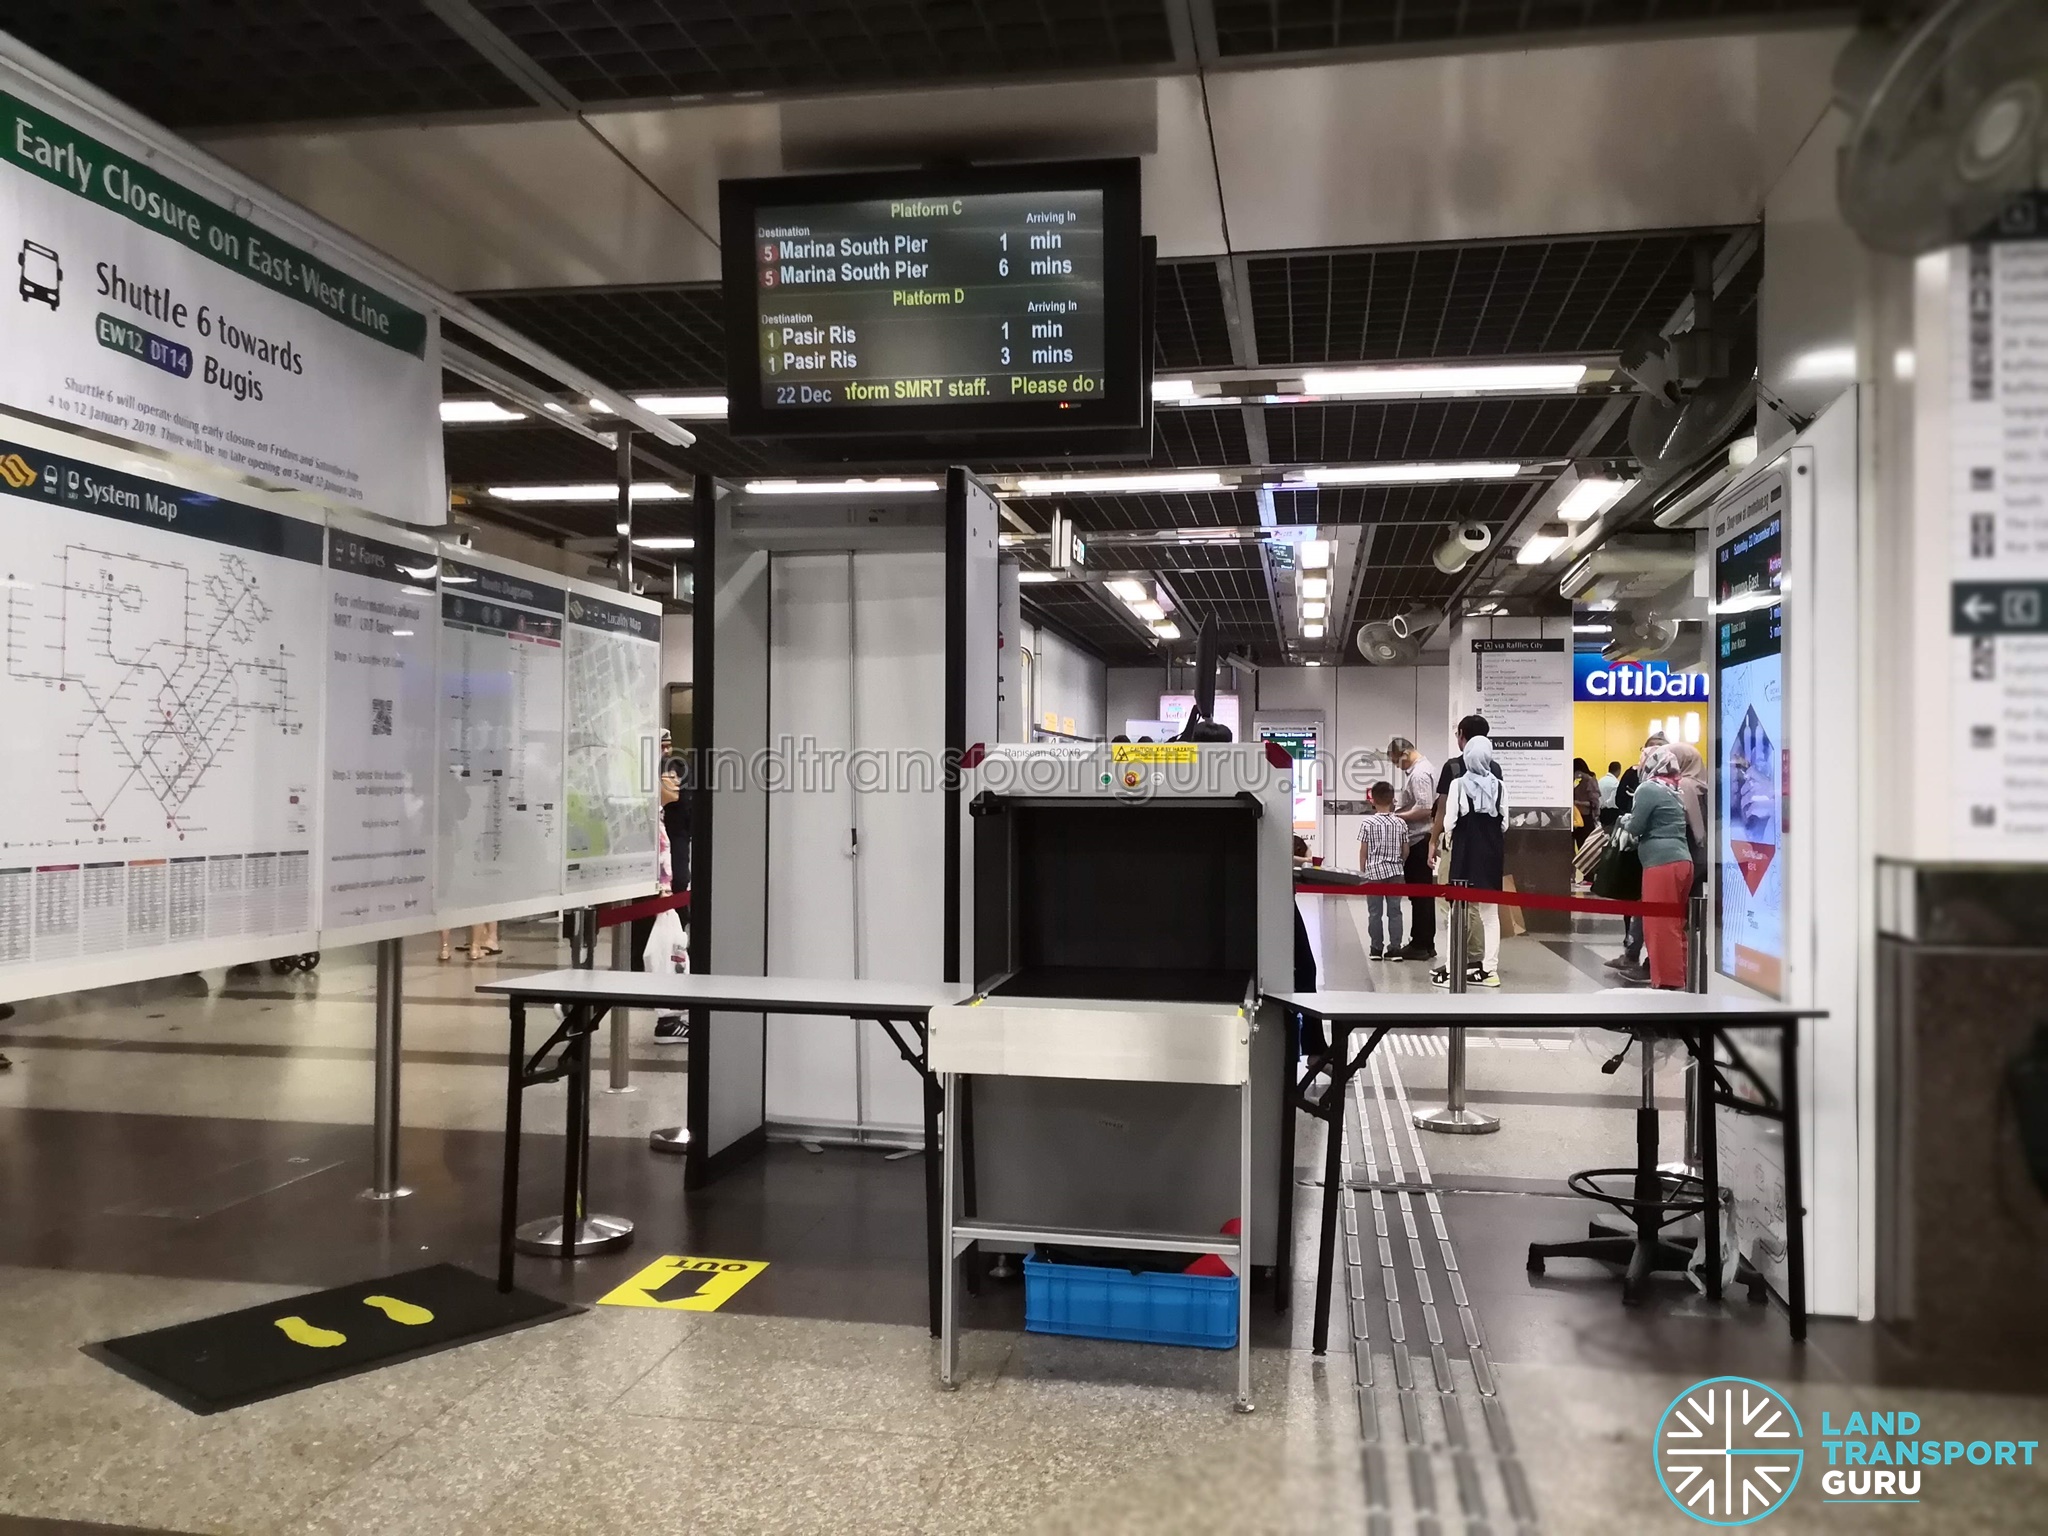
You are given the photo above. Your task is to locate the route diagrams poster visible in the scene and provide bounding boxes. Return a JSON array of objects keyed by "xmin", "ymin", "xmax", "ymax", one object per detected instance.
[
  {"xmin": 0, "ymin": 426, "xmax": 321, "ymax": 996},
  {"xmin": 436, "ymin": 556, "xmax": 564, "ymax": 919},
  {"xmin": 562, "ymin": 587, "xmax": 661, "ymax": 897},
  {"xmin": 322, "ymin": 521, "xmax": 439, "ymax": 937}
]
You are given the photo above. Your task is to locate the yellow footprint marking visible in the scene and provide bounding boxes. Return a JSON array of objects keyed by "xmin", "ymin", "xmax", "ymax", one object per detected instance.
[
  {"xmin": 273, "ymin": 1315, "xmax": 346, "ymax": 1348},
  {"xmin": 362, "ymin": 1295, "xmax": 434, "ymax": 1326}
]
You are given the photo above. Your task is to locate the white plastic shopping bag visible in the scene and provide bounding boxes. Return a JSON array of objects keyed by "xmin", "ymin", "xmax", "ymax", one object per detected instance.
[{"xmin": 644, "ymin": 907, "xmax": 687, "ymax": 974}]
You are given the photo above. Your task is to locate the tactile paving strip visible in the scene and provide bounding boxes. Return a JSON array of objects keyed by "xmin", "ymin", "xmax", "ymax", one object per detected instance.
[{"xmin": 1336, "ymin": 1046, "xmax": 1543, "ymax": 1536}]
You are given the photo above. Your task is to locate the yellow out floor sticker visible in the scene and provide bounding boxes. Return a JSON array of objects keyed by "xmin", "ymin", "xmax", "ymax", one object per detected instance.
[{"xmin": 598, "ymin": 1255, "xmax": 768, "ymax": 1311}]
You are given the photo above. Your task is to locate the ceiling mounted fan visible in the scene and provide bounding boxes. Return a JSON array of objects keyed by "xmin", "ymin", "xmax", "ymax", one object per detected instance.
[
  {"xmin": 1835, "ymin": 0, "xmax": 2048, "ymax": 255},
  {"xmin": 1617, "ymin": 246, "xmax": 1755, "ymax": 485}
]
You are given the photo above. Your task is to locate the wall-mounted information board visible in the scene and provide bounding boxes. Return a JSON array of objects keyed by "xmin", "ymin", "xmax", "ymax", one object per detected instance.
[{"xmin": 0, "ymin": 413, "xmax": 661, "ymax": 1002}]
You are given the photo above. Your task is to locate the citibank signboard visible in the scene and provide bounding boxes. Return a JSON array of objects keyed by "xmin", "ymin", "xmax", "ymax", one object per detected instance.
[{"xmin": 1574, "ymin": 654, "xmax": 1710, "ymax": 702}]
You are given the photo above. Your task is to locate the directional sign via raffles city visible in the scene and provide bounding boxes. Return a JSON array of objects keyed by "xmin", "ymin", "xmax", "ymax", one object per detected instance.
[{"xmin": 719, "ymin": 162, "xmax": 1145, "ymax": 443}]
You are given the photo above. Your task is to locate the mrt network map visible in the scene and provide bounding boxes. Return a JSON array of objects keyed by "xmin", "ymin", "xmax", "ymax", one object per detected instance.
[
  {"xmin": 0, "ymin": 438, "xmax": 324, "ymax": 980},
  {"xmin": 563, "ymin": 594, "xmax": 660, "ymax": 894}
]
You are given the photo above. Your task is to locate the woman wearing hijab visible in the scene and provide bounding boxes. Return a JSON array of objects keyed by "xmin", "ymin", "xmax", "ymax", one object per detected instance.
[
  {"xmin": 1667, "ymin": 742, "xmax": 1710, "ymax": 888},
  {"xmin": 1627, "ymin": 744, "xmax": 1698, "ymax": 988},
  {"xmin": 1571, "ymin": 757, "xmax": 1602, "ymax": 849},
  {"xmin": 1437, "ymin": 736, "xmax": 1507, "ymax": 988}
]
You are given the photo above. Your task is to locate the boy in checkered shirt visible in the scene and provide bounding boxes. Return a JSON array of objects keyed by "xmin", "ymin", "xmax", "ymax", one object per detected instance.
[{"xmin": 1358, "ymin": 780, "xmax": 1406, "ymax": 960}]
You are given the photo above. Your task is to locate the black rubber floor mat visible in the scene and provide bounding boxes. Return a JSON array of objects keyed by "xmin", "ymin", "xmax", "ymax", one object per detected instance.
[{"xmin": 90, "ymin": 1263, "xmax": 575, "ymax": 1413}]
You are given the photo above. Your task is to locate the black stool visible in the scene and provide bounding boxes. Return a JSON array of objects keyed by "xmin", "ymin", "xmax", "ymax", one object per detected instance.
[{"xmin": 1526, "ymin": 1028, "xmax": 1764, "ymax": 1305}]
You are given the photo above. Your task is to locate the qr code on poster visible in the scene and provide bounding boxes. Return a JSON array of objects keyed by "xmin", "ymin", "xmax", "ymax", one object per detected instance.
[{"xmin": 371, "ymin": 697, "xmax": 393, "ymax": 737}]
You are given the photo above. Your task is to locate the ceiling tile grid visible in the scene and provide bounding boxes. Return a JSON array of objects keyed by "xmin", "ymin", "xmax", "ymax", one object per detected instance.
[
  {"xmin": 7, "ymin": 1, "xmax": 533, "ymax": 129},
  {"xmin": 1265, "ymin": 396, "xmax": 1608, "ymax": 465},
  {"xmin": 1245, "ymin": 232, "xmax": 1728, "ymax": 365},
  {"xmin": 1211, "ymin": 0, "xmax": 1841, "ymax": 57},
  {"xmin": 1154, "ymin": 261, "xmax": 1236, "ymax": 372},
  {"xmin": 472, "ymin": 0, "xmax": 1176, "ymax": 100},
  {"xmin": 468, "ymin": 287, "xmax": 729, "ymax": 392}
]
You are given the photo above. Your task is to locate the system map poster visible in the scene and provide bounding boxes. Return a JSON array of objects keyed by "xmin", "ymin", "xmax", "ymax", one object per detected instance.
[
  {"xmin": 437, "ymin": 558, "xmax": 563, "ymax": 917},
  {"xmin": 322, "ymin": 524, "xmax": 438, "ymax": 936},
  {"xmin": 562, "ymin": 588, "xmax": 661, "ymax": 896},
  {"xmin": 0, "ymin": 428, "xmax": 321, "ymax": 997},
  {"xmin": 1471, "ymin": 637, "xmax": 1569, "ymax": 814},
  {"xmin": 1712, "ymin": 471, "xmax": 1787, "ymax": 998}
]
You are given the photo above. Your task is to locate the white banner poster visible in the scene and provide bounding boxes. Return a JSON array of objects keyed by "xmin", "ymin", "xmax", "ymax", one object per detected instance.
[
  {"xmin": 1948, "ymin": 227, "xmax": 2048, "ymax": 855},
  {"xmin": 0, "ymin": 81, "xmax": 444, "ymax": 521},
  {"xmin": 436, "ymin": 556, "xmax": 565, "ymax": 920},
  {"xmin": 0, "ymin": 420, "xmax": 322, "ymax": 1002},
  {"xmin": 321, "ymin": 521, "xmax": 440, "ymax": 938},
  {"xmin": 562, "ymin": 585, "xmax": 662, "ymax": 898},
  {"xmin": 1471, "ymin": 637, "xmax": 1570, "ymax": 812}
]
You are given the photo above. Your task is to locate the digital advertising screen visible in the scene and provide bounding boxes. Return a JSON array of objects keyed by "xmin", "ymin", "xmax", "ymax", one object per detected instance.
[{"xmin": 1713, "ymin": 482, "xmax": 1786, "ymax": 997}]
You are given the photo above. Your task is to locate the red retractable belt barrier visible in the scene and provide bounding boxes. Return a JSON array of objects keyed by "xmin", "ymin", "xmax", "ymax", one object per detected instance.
[
  {"xmin": 595, "ymin": 891, "xmax": 690, "ymax": 928},
  {"xmin": 1294, "ymin": 881, "xmax": 1686, "ymax": 920}
]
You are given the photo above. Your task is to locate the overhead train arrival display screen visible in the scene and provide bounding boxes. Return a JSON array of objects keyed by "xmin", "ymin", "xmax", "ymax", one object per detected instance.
[{"xmin": 721, "ymin": 161, "xmax": 1145, "ymax": 446}]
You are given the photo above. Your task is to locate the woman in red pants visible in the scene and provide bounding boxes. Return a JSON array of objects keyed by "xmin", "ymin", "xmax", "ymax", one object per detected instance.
[{"xmin": 1626, "ymin": 746, "xmax": 1697, "ymax": 988}]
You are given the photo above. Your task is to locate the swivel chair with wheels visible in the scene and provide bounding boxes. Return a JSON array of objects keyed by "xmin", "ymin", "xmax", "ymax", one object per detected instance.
[{"xmin": 1526, "ymin": 1028, "xmax": 1766, "ymax": 1305}]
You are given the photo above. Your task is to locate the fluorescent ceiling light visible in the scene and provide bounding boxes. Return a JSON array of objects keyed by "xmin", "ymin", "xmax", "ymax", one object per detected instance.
[
  {"xmin": 1151, "ymin": 379, "xmax": 1198, "ymax": 403},
  {"xmin": 1557, "ymin": 476, "xmax": 1630, "ymax": 522},
  {"xmin": 1573, "ymin": 622, "xmax": 1613, "ymax": 634},
  {"xmin": 1305, "ymin": 659, "xmax": 1323, "ymax": 666},
  {"xmin": 1713, "ymin": 589, "xmax": 1780, "ymax": 615},
  {"xmin": 1300, "ymin": 600, "xmax": 1327, "ymax": 621},
  {"xmin": 1293, "ymin": 463, "xmax": 1522, "ymax": 487},
  {"xmin": 1300, "ymin": 539, "xmax": 1332, "ymax": 570},
  {"xmin": 1017, "ymin": 570, "xmax": 1058, "ymax": 583},
  {"xmin": 591, "ymin": 394, "xmax": 729, "ymax": 419},
  {"xmin": 1300, "ymin": 363, "xmax": 1586, "ymax": 397},
  {"xmin": 390, "ymin": 630, "xmax": 414, "ymax": 638},
  {"xmin": 488, "ymin": 483, "xmax": 688, "ymax": 502},
  {"xmin": 1788, "ymin": 345, "xmax": 1855, "ymax": 381},
  {"xmin": 1302, "ymin": 623, "xmax": 1325, "ymax": 639},
  {"xmin": 1300, "ymin": 575, "xmax": 1330, "ymax": 600},
  {"xmin": 633, "ymin": 536, "xmax": 695, "ymax": 550},
  {"xmin": 542, "ymin": 402, "xmax": 572, "ymax": 417},
  {"xmin": 1151, "ymin": 620, "xmax": 1181, "ymax": 639},
  {"xmin": 743, "ymin": 478, "xmax": 941, "ymax": 495},
  {"xmin": 1106, "ymin": 578, "xmax": 1149, "ymax": 602},
  {"xmin": 440, "ymin": 400, "xmax": 526, "ymax": 424},
  {"xmin": 1131, "ymin": 599, "xmax": 1165, "ymax": 622},
  {"xmin": 1516, "ymin": 528, "xmax": 1570, "ymax": 566},
  {"xmin": 1012, "ymin": 471, "xmax": 1227, "ymax": 495}
]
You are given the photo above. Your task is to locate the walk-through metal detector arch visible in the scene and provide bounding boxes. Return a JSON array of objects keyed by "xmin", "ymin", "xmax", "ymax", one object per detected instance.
[{"xmin": 679, "ymin": 468, "xmax": 999, "ymax": 1183}]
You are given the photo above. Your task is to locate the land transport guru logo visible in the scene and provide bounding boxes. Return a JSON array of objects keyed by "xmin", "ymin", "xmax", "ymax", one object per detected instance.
[
  {"xmin": 1655, "ymin": 1376, "xmax": 1802, "ymax": 1525},
  {"xmin": 1655, "ymin": 1376, "xmax": 2040, "ymax": 1524}
]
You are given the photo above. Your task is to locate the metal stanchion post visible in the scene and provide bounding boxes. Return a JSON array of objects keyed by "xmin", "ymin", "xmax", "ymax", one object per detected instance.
[
  {"xmin": 605, "ymin": 914, "xmax": 634, "ymax": 1094},
  {"xmin": 361, "ymin": 936, "xmax": 413, "ymax": 1200},
  {"xmin": 1416, "ymin": 884, "xmax": 1499, "ymax": 1135},
  {"xmin": 1681, "ymin": 888, "xmax": 1712, "ymax": 1170}
]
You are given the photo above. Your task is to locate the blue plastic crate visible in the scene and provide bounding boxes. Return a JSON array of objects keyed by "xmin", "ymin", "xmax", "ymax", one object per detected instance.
[{"xmin": 1022, "ymin": 1253, "xmax": 1238, "ymax": 1349}]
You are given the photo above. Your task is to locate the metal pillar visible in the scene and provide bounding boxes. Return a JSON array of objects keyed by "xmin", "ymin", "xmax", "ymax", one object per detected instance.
[
  {"xmin": 1680, "ymin": 887, "xmax": 1711, "ymax": 1167},
  {"xmin": 515, "ymin": 1005, "xmax": 635, "ymax": 1258},
  {"xmin": 605, "ymin": 917, "xmax": 634, "ymax": 1094},
  {"xmin": 1415, "ymin": 885, "xmax": 1500, "ymax": 1135},
  {"xmin": 615, "ymin": 426, "xmax": 634, "ymax": 592},
  {"xmin": 361, "ymin": 936, "xmax": 413, "ymax": 1200}
]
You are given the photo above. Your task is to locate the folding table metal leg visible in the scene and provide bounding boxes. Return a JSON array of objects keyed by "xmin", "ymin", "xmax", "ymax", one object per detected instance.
[
  {"xmin": 498, "ymin": 1001, "xmax": 526, "ymax": 1292},
  {"xmin": 1274, "ymin": 1012, "xmax": 1299, "ymax": 1310},
  {"xmin": 939, "ymin": 1070, "xmax": 960, "ymax": 1388},
  {"xmin": 1783, "ymin": 1026, "xmax": 1808, "ymax": 1342},
  {"xmin": 1699, "ymin": 1030, "xmax": 1723, "ymax": 1302},
  {"xmin": 1311, "ymin": 1021, "xmax": 1349, "ymax": 1356},
  {"xmin": 1235, "ymin": 1073, "xmax": 1254, "ymax": 1414},
  {"xmin": 924, "ymin": 1060, "xmax": 942, "ymax": 1339}
]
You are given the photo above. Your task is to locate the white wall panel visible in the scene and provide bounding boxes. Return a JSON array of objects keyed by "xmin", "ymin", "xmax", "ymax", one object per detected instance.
[
  {"xmin": 764, "ymin": 553, "xmax": 860, "ymax": 1131},
  {"xmin": 1026, "ymin": 624, "xmax": 1108, "ymax": 738},
  {"xmin": 850, "ymin": 549, "xmax": 946, "ymax": 1133}
]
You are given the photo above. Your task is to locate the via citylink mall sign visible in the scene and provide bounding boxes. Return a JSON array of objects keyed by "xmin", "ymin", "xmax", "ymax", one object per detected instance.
[{"xmin": 1574, "ymin": 653, "xmax": 1710, "ymax": 702}]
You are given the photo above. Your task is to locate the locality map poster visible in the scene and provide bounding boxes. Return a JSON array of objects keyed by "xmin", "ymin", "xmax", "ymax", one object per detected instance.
[
  {"xmin": 0, "ymin": 420, "xmax": 321, "ymax": 1000},
  {"xmin": 562, "ymin": 586, "xmax": 662, "ymax": 898}
]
